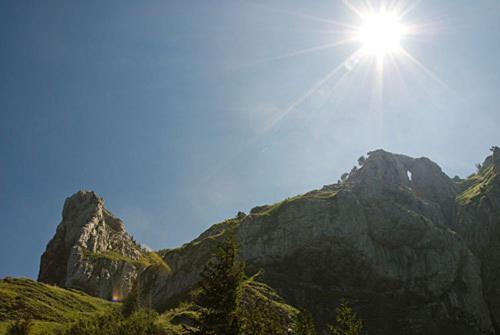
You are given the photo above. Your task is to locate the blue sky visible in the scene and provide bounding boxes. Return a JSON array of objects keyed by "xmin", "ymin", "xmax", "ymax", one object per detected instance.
[{"xmin": 1, "ymin": 0, "xmax": 499, "ymax": 279}]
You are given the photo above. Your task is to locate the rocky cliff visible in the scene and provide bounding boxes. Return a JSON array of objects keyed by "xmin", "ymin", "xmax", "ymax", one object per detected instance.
[
  {"xmin": 38, "ymin": 190, "xmax": 165, "ymax": 300},
  {"xmin": 454, "ymin": 147, "xmax": 500, "ymax": 331},
  {"xmin": 38, "ymin": 148, "xmax": 500, "ymax": 334}
]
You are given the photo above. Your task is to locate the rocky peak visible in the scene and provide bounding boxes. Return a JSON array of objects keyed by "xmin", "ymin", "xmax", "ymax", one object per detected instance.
[
  {"xmin": 480, "ymin": 146, "xmax": 500, "ymax": 173},
  {"xmin": 38, "ymin": 190, "xmax": 146, "ymax": 300},
  {"xmin": 57, "ymin": 190, "xmax": 126, "ymax": 250},
  {"xmin": 349, "ymin": 150, "xmax": 455, "ymax": 195},
  {"xmin": 138, "ymin": 150, "xmax": 496, "ymax": 334},
  {"xmin": 348, "ymin": 149, "xmax": 458, "ymax": 225},
  {"xmin": 493, "ymin": 145, "xmax": 500, "ymax": 161}
]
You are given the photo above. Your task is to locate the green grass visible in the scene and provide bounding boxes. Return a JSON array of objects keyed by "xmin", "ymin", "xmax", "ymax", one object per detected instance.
[
  {"xmin": 139, "ymin": 252, "xmax": 172, "ymax": 273},
  {"xmin": 158, "ymin": 302, "xmax": 201, "ymax": 335},
  {"xmin": 155, "ymin": 279, "xmax": 299, "ymax": 335},
  {"xmin": 0, "ymin": 278, "xmax": 183, "ymax": 334},
  {"xmin": 0, "ymin": 277, "xmax": 114, "ymax": 326},
  {"xmin": 250, "ymin": 194, "xmax": 311, "ymax": 217},
  {"xmin": 243, "ymin": 280, "xmax": 299, "ymax": 318},
  {"xmin": 457, "ymin": 164, "xmax": 498, "ymax": 205},
  {"xmin": 85, "ymin": 250, "xmax": 171, "ymax": 273},
  {"xmin": 0, "ymin": 320, "xmax": 67, "ymax": 335},
  {"xmin": 250, "ymin": 191, "xmax": 338, "ymax": 217}
]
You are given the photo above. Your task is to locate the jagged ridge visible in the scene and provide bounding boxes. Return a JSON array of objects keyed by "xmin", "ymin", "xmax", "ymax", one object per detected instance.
[{"xmin": 37, "ymin": 147, "xmax": 500, "ymax": 334}]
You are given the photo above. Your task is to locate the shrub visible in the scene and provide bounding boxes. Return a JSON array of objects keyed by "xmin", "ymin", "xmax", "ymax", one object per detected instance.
[
  {"xmin": 7, "ymin": 317, "xmax": 33, "ymax": 335},
  {"xmin": 328, "ymin": 300, "xmax": 363, "ymax": 335},
  {"xmin": 64, "ymin": 309, "xmax": 163, "ymax": 335}
]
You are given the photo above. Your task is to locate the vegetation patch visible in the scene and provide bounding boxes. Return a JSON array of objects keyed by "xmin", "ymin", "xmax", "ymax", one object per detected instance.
[
  {"xmin": 139, "ymin": 252, "xmax": 172, "ymax": 273},
  {"xmin": 85, "ymin": 250, "xmax": 171, "ymax": 273},
  {"xmin": 250, "ymin": 195, "xmax": 304, "ymax": 217},
  {"xmin": 457, "ymin": 164, "xmax": 498, "ymax": 205},
  {"xmin": 0, "ymin": 278, "xmax": 113, "ymax": 323},
  {"xmin": 0, "ymin": 277, "xmax": 113, "ymax": 325}
]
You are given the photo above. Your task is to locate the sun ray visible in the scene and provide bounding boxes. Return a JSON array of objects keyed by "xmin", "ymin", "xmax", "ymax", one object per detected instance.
[
  {"xmin": 397, "ymin": 47, "xmax": 448, "ymax": 89},
  {"xmin": 342, "ymin": 0, "xmax": 368, "ymax": 18},
  {"xmin": 396, "ymin": 0, "xmax": 422, "ymax": 19},
  {"xmin": 248, "ymin": 2, "xmax": 358, "ymax": 30},
  {"xmin": 255, "ymin": 39, "xmax": 357, "ymax": 64},
  {"xmin": 386, "ymin": 51, "xmax": 411, "ymax": 97},
  {"xmin": 233, "ymin": 38, "xmax": 359, "ymax": 71},
  {"xmin": 264, "ymin": 49, "xmax": 365, "ymax": 131},
  {"xmin": 291, "ymin": 28, "xmax": 358, "ymax": 35}
]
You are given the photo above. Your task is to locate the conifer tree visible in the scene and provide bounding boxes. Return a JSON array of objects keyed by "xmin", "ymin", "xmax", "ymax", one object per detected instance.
[
  {"xmin": 194, "ymin": 229, "xmax": 244, "ymax": 335},
  {"xmin": 328, "ymin": 300, "xmax": 363, "ymax": 335},
  {"xmin": 295, "ymin": 308, "xmax": 316, "ymax": 335}
]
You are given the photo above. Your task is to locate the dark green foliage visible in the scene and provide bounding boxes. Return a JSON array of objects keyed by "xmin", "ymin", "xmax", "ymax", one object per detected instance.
[
  {"xmin": 64, "ymin": 309, "xmax": 163, "ymax": 335},
  {"xmin": 7, "ymin": 317, "xmax": 33, "ymax": 335},
  {"xmin": 192, "ymin": 231, "xmax": 244, "ymax": 335},
  {"xmin": 240, "ymin": 300, "xmax": 283, "ymax": 335},
  {"xmin": 121, "ymin": 286, "xmax": 139, "ymax": 317},
  {"xmin": 295, "ymin": 308, "xmax": 316, "ymax": 335},
  {"xmin": 328, "ymin": 301, "xmax": 363, "ymax": 335}
]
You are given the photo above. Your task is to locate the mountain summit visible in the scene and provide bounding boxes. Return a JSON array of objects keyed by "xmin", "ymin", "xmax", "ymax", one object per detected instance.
[
  {"xmin": 38, "ymin": 148, "xmax": 500, "ymax": 334},
  {"xmin": 38, "ymin": 190, "xmax": 149, "ymax": 300}
]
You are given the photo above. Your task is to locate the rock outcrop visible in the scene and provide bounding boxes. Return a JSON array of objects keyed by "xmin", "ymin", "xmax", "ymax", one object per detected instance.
[
  {"xmin": 453, "ymin": 147, "xmax": 500, "ymax": 331},
  {"xmin": 39, "ymin": 148, "xmax": 500, "ymax": 334},
  {"xmin": 38, "ymin": 190, "xmax": 147, "ymax": 300}
]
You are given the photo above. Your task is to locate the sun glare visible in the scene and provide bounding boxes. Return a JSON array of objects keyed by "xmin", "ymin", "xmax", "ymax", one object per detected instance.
[
  {"xmin": 252, "ymin": 1, "xmax": 441, "ymax": 130},
  {"xmin": 357, "ymin": 12, "xmax": 406, "ymax": 56}
]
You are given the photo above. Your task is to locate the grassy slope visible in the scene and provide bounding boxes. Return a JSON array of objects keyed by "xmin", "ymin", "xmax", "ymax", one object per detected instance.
[
  {"xmin": 157, "ymin": 278, "xmax": 299, "ymax": 334},
  {"xmin": 457, "ymin": 161, "xmax": 498, "ymax": 205},
  {"xmin": 0, "ymin": 277, "xmax": 114, "ymax": 334},
  {"xmin": 85, "ymin": 250, "xmax": 171, "ymax": 273}
]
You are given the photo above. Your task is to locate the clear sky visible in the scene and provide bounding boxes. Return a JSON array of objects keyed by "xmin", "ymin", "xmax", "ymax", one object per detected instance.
[{"xmin": 1, "ymin": 0, "xmax": 499, "ymax": 279}]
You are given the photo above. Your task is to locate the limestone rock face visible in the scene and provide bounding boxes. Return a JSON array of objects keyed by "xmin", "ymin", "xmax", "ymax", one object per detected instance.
[
  {"xmin": 453, "ymin": 147, "xmax": 500, "ymax": 331},
  {"xmin": 39, "ymin": 148, "xmax": 500, "ymax": 335},
  {"xmin": 38, "ymin": 190, "xmax": 145, "ymax": 300},
  {"xmin": 139, "ymin": 150, "xmax": 496, "ymax": 334}
]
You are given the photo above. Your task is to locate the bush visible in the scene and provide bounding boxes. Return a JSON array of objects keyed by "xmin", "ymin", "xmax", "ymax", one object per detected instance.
[
  {"xmin": 64, "ymin": 309, "xmax": 164, "ymax": 335},
  {"xmin": 295, "ymin": 308, "xmax": 316, "ymax": 335},
  {"xmin": 7, "ymin": 317, "xmax": 33, "ymax": 335},
  {"xmin": 328, "ymin": 300, "xmax": 363, "ymax": 335}
]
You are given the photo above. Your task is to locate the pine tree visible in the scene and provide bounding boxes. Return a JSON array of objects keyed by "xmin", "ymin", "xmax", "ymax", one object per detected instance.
[
  {"xmin": 194, "ymin": 230, "xmax": 244, "ymax": 335},
  {"xmin": 295, "ymin": 308, "xmax": 316, "ymax": 335},
  {"xmin": 328, "ymin": 300, "xmax": 363, "ymax": 335}
]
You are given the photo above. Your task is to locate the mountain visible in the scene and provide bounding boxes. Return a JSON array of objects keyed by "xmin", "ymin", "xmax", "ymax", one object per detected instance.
[
  {"xmin": 37, "ymin": 147, "xmax": 500, "ymax": 334},
  {"xmin": 38, "ymin": 190, "xmax": 169, "ymax": 301}
]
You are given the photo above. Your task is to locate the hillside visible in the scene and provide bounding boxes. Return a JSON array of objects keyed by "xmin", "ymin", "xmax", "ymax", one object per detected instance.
[
  {"xmin": 0, "ymin": 276, "xmax": 299, "ymax": 335},
  {"xmin": 0, "ymin": 277, "xmax": 113, "ymax": 334}
]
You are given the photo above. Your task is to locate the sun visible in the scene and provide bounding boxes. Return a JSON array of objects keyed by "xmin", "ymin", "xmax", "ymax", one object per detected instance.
[
  {"xmin": 250, "ymin": 1, "xmax": 441, "ymax": 130},
  {"xmin": 356, "ymin": 11, "xmax": 407, "ymax": 56}
]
